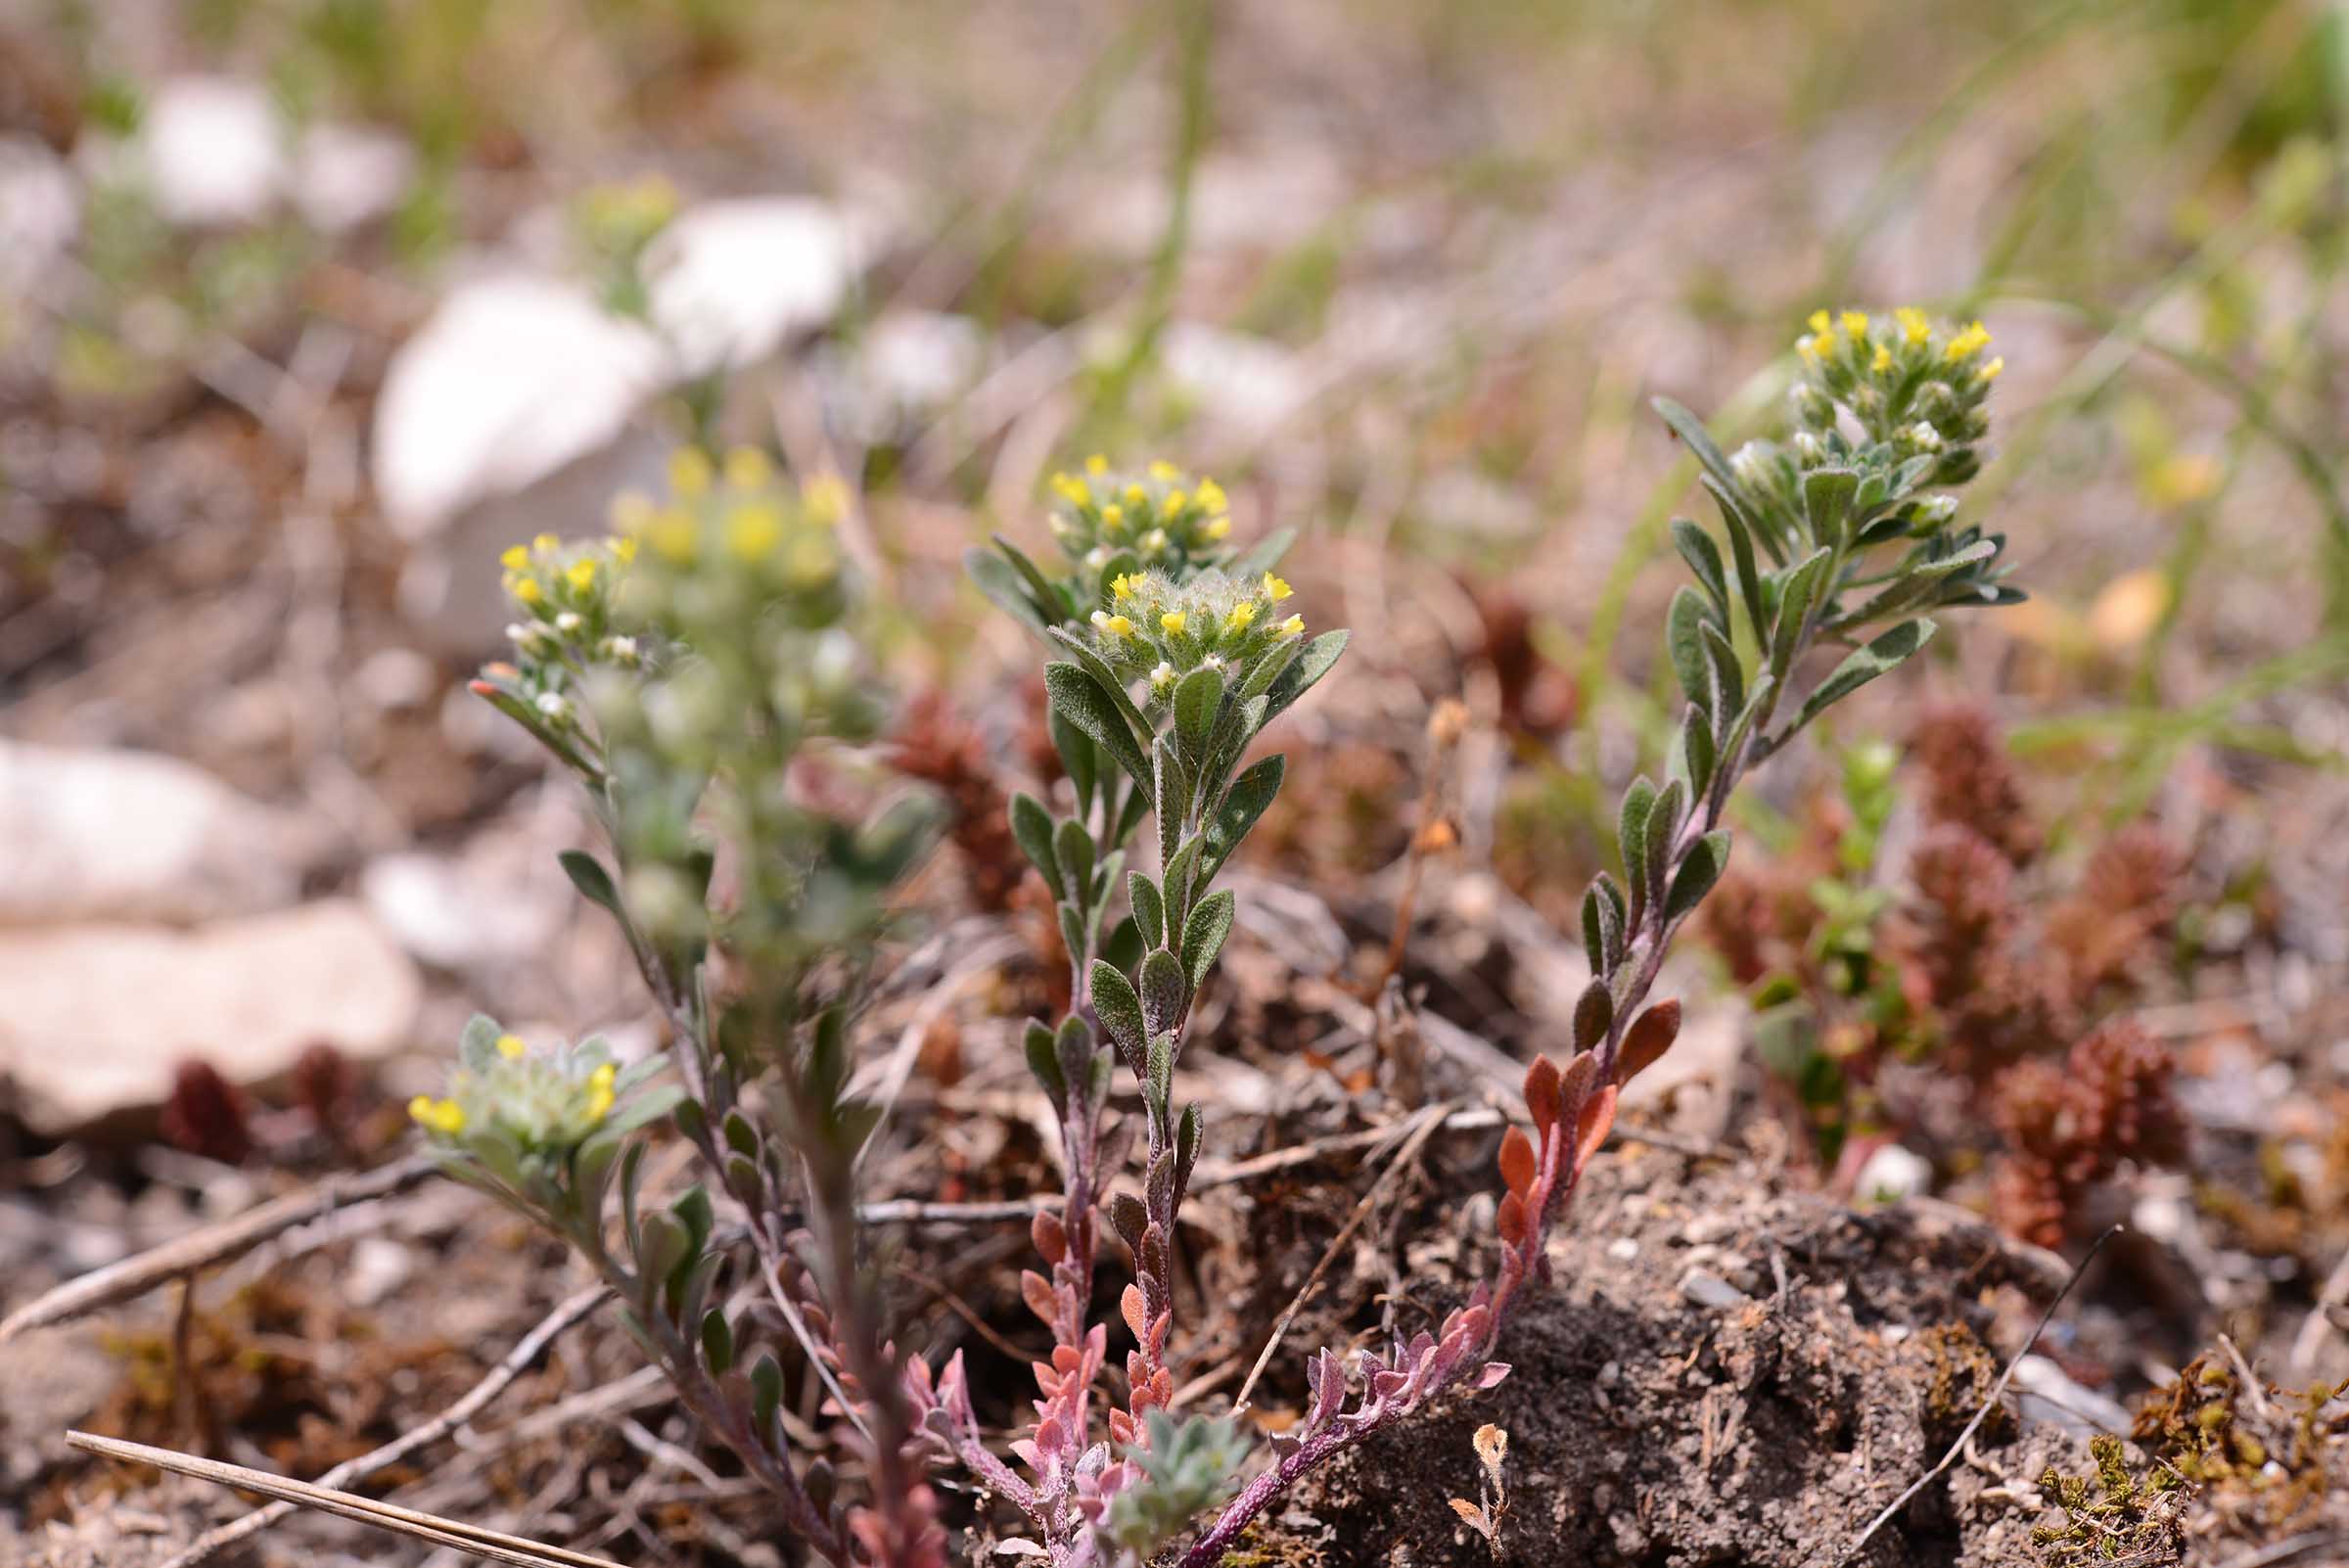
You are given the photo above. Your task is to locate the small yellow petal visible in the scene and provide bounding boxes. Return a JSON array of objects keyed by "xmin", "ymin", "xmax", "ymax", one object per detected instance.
[
  {"xmin": 1160, "ymin": 611, "xmax": 1187, "ymax": 634},
  {"xmin": 1085, "ymin": 453, "xmax": 1109, "ymax": 475},
  {"xmin": 1164, "ymin": 489, "xmax": 1186, "ymax": 515},
  {"xmin": 802, "ymin": 475, "xmax": 850, "ymax": 527},
  {"xmin": 1202, "ymin": 516, "xmax": 1231, "ymax": 540},
  {"xmin": 1896, "ymin": 306, "xmax": 1930, "ymax": 346},
  {"xmin": 1148, "ymin": 460, "xmax": 1179, "ymax": 481},
  {"xmin": 590, "ymin": 1062, "xmax": 618, "ymax": 1089},
  {"xmin": 1871, "ymin": 344, "xmax": 1892, "ymax": 372},
  {"xmin": 496, "ymin": 1033, "xmax": 526, "ymax": 1060},
  {"xmin": 512, "ymin": 576, "xmax": 542, "ymax": 604},
  {"xmin": 1946, "ymin": 321, "xmax": 1991, "ymax": 361},
  {"xmin": 1226, "ymin": 601, "xmax": 1257, "ymax": 631},
  {"xmin": 500, "ymin": 545, "xmax": 530, "ymax": 571},
  {"xmin": 409, "ymin": 1094, "xmax": 435, "ymax": 1123},
  {"xmin": 1979, "ymin": 354, "xmax": 2004, "ymax": 383},
  {"xmin": 532, "ymin": 532, "xmax": 561, "ymax": 555},
  {"xmin": 668, "ymin": 447, "xmax": 714, "ymax": 498},
  {"xmin": 1197, "ymin": 478, "xmax": 1227, "ymax": 514},
  {"xmin": 610, "ymin": 534, "xmax": 638, "ymax": 564},
  {"xmin": 1841, "ymin": 310, "xmax": 1869, "ymax": 340},
  {"xmin": 723, "ymin": 446, "xmax": 772, "ymax": 490},
  {"xmin": 1111, "ymin": 574, "xmax": 1135, "ymax": 601},
  {"xmin": 566, "ymin": 559, "xmax": 598, "ymax": 591},
  {"xmin": 725, "ymin": 502, "xmax": 783, "ymax": 561},
  {"xmin": 1808, "ymin": 309, "xmax": 1830, "ymax": 334},
  {"xmin": 1277, "ymin": 614, "xmax": 1305, "ymax": 638},
  {"xmin": 1124, "ymin": 484, "xmax": 1146, "ymax": 506},
  {"xmin": 1101, "ymin": 503, "xmax": 1126, "ymax": 530},
  {"xmin": 1263, "ymin": 573, "xmax": 1292, "ymax": 602}
]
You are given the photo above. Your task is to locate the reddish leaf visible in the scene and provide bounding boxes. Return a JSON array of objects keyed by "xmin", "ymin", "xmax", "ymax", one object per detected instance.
[
  {"xmin": 1020, "ymin": 1268, "xmax": 1057, "ymax": 1326},
  {"xmin": 1121, "ymin": 1283, "xmax": 1148, "ymax": 1342},
  {"xmin": 1497, "ymin": 1190, "xmax": 1527, "ymax": 1245},
  {"xmin": 1615, "ymin": 998, "xmax": 1682, "ymax": 1086},
  {"xmin": 1497, "ymin": 1125, "xmax": 1537, "ymax": 1200},
  {"xmin": 1031, "ymin": 1209, "xmax": 1068, "ymax": 1265},
  {"xmin": 1555, "ymin": 1050, "xmax": 1599, "ymax": 1143},
  {"xmin": 1524, "ymin": 1055, "xmax": 1562, "ymax": 1134},
  {"xmin": 1574, "ymin": 1083, "xmax": 1619, "ymax": 1172}
]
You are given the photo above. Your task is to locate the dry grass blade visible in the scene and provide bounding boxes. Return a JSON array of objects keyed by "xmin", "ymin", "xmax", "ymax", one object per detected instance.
[
  {"xmin": 159, "ymin": 1283, "xmax": 612, "ymax": 1568},
  {"xmin": 0, "ymin": 1154, "xmax": 438, "ymax": 1342},
  {"xmin": 68, "ymin": 1431, "xmax": 629, "ymax": 1568}
]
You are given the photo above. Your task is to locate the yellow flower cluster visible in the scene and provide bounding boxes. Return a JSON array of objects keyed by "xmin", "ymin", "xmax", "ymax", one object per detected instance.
[
  {"xmin": 1798, "ymin": 307, "xmax": 2001, "ymax": 387},
  {"xmin": 1786, "ymin": 305, "xmax": 2002, "ymax": 473},
  {"xmin": 1046, "ymin": 456, "xmax": 1236, "ymax": 570},
  {"xmin": 1088, "ymin": 567, "xmax": 1306, "ymax": 697},
  {"xmin": 608, "ymin": 447, "xmax": 844, "ymax": 577},
  {"xmin": 409, "ymin": 1025, "xmax": 625, "ymax": 1152}
]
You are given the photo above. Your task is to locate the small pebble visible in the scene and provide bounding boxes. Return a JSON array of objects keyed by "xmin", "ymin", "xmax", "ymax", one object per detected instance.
[
  {"xmin": 1681, "ymin": 1267, "xmax": 1748, "ymax": 1310},
  {"xmin": 1607, "ymin": 1236, "xmax": 1639, "ymax": 1261}
]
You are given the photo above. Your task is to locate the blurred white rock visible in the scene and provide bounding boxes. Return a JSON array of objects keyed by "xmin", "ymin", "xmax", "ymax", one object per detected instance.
[
  {"xmin": 814, "ymin": 310, "xmax": 987, "ymax": 444},
  {"xmin": 1157, "ymin": 323, "xmax": 1306, "ymax": 431},
  {"xmin": 0, "ymin": 742, "xmax": 298, "ymax": 926},
  {"xmin": 1854, "ymin": 1142, "xmax": 1933, "ymax": 1205},
  {"xmin": 2012, "ymin": 1355, "xmax": 2131, "ymax": 1438},
  {"xmin": 133, "ymin": 76, "xmax": 287, "ymax": 228},
  {"xmin": 373, "ymin": 274, "xmax": 668, "ymax": 541},
  {"xmin": 0, "ymin": 899, "xmax": 422, "ymax": 1132},
  {"xmin": 0, "ymin": 136, "xmax": 78, "ymax": 295},
  {"xmin": 647, "ymin": 197, "xmax": 861, "ymax": 376},
  {"xmin": 361, "ymin": 838, "xmax": 570, "ymax": 973},
  {"xmin": 293, "ymin": 122, "xmax": 415, "ymax": 234}
]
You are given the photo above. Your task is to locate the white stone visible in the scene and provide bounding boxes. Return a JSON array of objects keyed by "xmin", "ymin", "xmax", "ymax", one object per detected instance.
[
  {"xmin": 0, "ymin": 742, "xmax": 297, "ymax": 926},
  {"xmin": 135, "ymin": 76, "xmax": 288, "ymax": 227},
  {"xmin": 1157, "ymin": 322, "xmax": 1306, "ymax": 431},
  {"xmin": 0, "ymin": 900, "xmax": 422, "ymax": 1132},
  {"xmin": 293, "ymin": 122, "xmax": 414, "ymax": 235},
  {"xmin": 360, "ymin": 843, "xmax": 568, "ymax": 973},
  {"xmin": 2011, "ymin": 1355, "xmax": 2131, "ymax": 1438},
  {"xmin": 371, "ymin": 273, "xmax": 667, "ymax": 539},
  {"xmin": 0, "ymin": 136, "xmax": 78, "ymax": 295},
  {"xmin": 647, "ymin": 197, "xmax": 860, "ymax": 377},
  {"xmin": 1854, "ymin": 1142, "xmax": 1933, "ymax": 1206}
]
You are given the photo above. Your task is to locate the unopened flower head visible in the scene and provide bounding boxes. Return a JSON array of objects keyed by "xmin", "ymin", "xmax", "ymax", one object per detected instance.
[
  {"xmin": 607, "ymin": 446, "xmax": 852, "ymax": 627},
  {"xmin": 1085, "ymin": 568, "xmax": 1305, "ymax": 701},
  {"xmin": 1045, "ymin": 458, "xmax": 1238, "ymax": 575},
  {"xmin": 411, "ymin": 1017, "xmax": 634, "ymax": 1156},
  {"xmin": 1771, "ymin": 304, "xmax": 2004, "ymax": 495}
]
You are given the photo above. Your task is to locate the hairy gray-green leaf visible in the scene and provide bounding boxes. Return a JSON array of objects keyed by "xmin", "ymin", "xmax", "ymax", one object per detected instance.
[
  {"xmin": 1180, "ymin": 888, "xmax": 1235, "ymax": 992},
  {"xmin": 1045, "ymin": 662, "xmax": 1151, "ymax": 787},
  {"xmin": 1174, "ymin": 667, "xmax": 1224, "ymax": 760},
  {"xmin": 1667, "ymin": 585, "xmax": 1715, "ymax": 715},
  {"xmin": 1091, "ymin": 960, "xmax": 1146, "ymax": 1062},
  {"xmin": 1010, "ymin": 792, "xmax": 1060, "ymax": 889},
  {"xmin": 1665, "ymin": 830, "xmax": 1733, "ymax": 927},
  {"xmin": 1785, "ymin": 618, "xmax": 1938, "ymax": 738},
  {"xmin": 1129, "ymin": 871, "xmax": 1166, "ymax": 949}
]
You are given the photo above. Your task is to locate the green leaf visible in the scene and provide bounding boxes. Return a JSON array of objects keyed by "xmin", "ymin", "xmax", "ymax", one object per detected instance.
[
  {"xmin": 1666, "ymin": 585, "xmax": 1715, "ymax": 715},
  {"xmin": 559, "ymin": 851, "xmax": 622, "ymax": 914},
  {"xmin": 1026, "ymin": 1019, "xmax": 1067, "ymax": 1105},
  {"xmin": 459, "ymin": 1014, "xmax": 503, "ymax": 1074},
  {"xmin": 1010, "ymin": 793, "xmax": 1060, "ymax": 889},
  {"xmin": 1263, "ymin": 630, "xmax": 1348, "ymax": 725},
  {"xmin": 1155, "ymin": 738, "xmax": 1190, "ymax": 869},
  {"xmin": 1129, "ymin": 872, "xmax": 1166, "ymax": 948},
  {"xmin": 1054, "ymin": 817, "xmax": 1096, "ymax": 903},
  {"xmin": 701, "ymin": 1308, "xmax": 734, "ymax": 1375},
  {"xmin": 1045, "ymin": 663, "xmax": 1151, "ymax": 787},
  {"xmin": 1049, "ymin": 709, "xmax": 1097, "ymax": 817},
  {"xmin": 1139, "ymin": 948, "xmax": 1188, "ymax": 1038},
  {"xmin": 1651, "ymin": 396, "xmax": 1744, "ymax": 500},
  {"xmin": 1180, "ymin": 889, "xmax": 1235, "ymax": 992},
  {"xmin": 1580, "ymin": 883, "xmax": 1620, "ymax": 976},
  {"xmin": 1091, "ymin": 960, "xmax": 1146, "ymax": 1061},
  {"xmin": 1618, "ymin": 777, "xmax": 1657, "ymax": 914},
  {"xmin": 1642, "ymin": 777, "xmax": 1686, "ymax": 910},
  {"xmin": 1174, "ymin": 667, "xmax": 1224, "ymax": 759},
  {"xmin": 967, "ymin": 544, "xmax": 1052, "ymax": 633},
  {"xmin": 1673, "ymin": 704, "xmax": 1716, "ymax": 803},
  {"xmin": 1230, "ymin": 526, "xmax": 1297, "ymax": 577},
  {"xmin": 1699, "ymin": 621, "xmax": 1745, "ymax": 734},
  {"xmin": 1202, "ymin": 754, "xmax": 1284, "ymax": 881},
  {"xmin": 1671, "ymin": 519, "xmax": 1729, "ymax": 623},
  {"xmin": 1785, "ymin": 618, "xmax": 1938, "ymax": 738},
  {"xmin": 751, "ymin": 1351, "xmax": 784, "ymax": 1441},
  {"xmin": 990, "ymin": 534, "xmax": 1068, "ymax": 623},
  {"xmin": 1770, "ymin": 547, "xmax": 1832, "ymax": 679},
  {"xmin": 1801, "ymin": 467, "xmax": 1860, "ymax": 549},
  {"xmin": 1100, "ymin": 913, "xmax": 1144, "ymax": 973},
  {"xmin": 1572, "ymin": 978, "xmax": 1613, "ymax": 1053},
  {"xmin": 1048, "ymin": 625, "xmax": 1155, "ymax": 740},
  {"xmin": 1665, "ymin": 830, "xmax": 1733, "ymax": 927}
]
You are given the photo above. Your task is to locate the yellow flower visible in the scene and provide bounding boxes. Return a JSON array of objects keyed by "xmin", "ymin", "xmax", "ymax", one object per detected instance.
[
  {"xmin": 1808, "ymin": 309, "xmax": 1830, "ymax": 334},
  {"xmin": 610, "ymin": 534, "xmax": 638, "ymax": 564},
  {"xmin": 668, "ymin": 447, "xmax": 714, "ymax": 498},
  {"xmin": 1092, "ymin": 611, "xmax": 1134, "ymax": 636},
  {"xmin": 409, "ymin": 1095, "xmax": 466, "ymax": 1135},
  {"xmin": 802, "ymin": 475, "xmax": 849, "ymax": 527},
  {"xmin": 1086, "ymin": 453, "xmax": 1109, "ymax": 475},
  {"xmin": 500, "ymin": 545, "xmax": 530, "ymax": 571},
  {"xmin": 1124, "ymin": 483, "xmax": 1146, "ymax": 506},
  {"xmin": 1226, "ymin": 600, "xmax": 1258, "ymax": 632},
  {"xmin": 1160, "ymin": 610, "xmax": 1187, "ymax": 634},
  {"xmin": 1148, "ymin": 460, "xmax": 1179, "ymax": 481},
  {"xmin": 1946, "ymin": 321, "xmax": 1991, "ymax": 361},
  {"xmin": 1101, "ymin": 503, "xmax": 1126, "ymax": 531},
  {"xmin": 566, "ymin": 559, "xmax": 598, "ymax": 592},
  {"xmin": 532, "ymin": 532, "xmax": 561, "ymax": 555},
  {"xmin": 511, "ymin": 576, "xmax": 542, "ymax": 605},
  {"xmin": 1165, "ymin": 489, "xmax": 1186, "ymax": 515},
  {"xmin": 1051, "ymin": 472, "xmax": 1089, "ymax": 505},
  {"xmin": 1111, "ymin": 574, "xmax": 1137, "ymax": 601},
  {"xmin": 1197, "ymin": 478, "xmax": 1228, "ymax": 515},
  {"xmin": 1277, "ymin": 614, "xmax": 1305, "ymax": 638},
  {"xmin": 1979, "ymin": 355, "xmax": 2004, "ymax": 383},
  {"xmin": 1870, "ymin": 344, "xmax": 1892, "ymax": 372},
  {"xmin": 725, "ymin": 502, "xmax": 783, "ymax": 560},
  {"xmin": 1840, "ymin": 310, "xmax": 1869, "ymax": 340},
  {"xmin": 650, "ymin": 507, "xmax": 698, "ymax": 563},
  {"xmin": 1202, "ymin": 515, "xmax": 1231, "ymax": 540},
  {"xmin": 585, "ymin": 1062, "xmax": 618, "ymax": 1123},
  {"xmin": 496, "ymin": 1033, "xmax": 526, "ymax": 1060},
  {"xmin": 1895, "ymin": 306, "xmax": 1930, "ymax": 346},
  {"xmin": 1263, "ymin": 573, "xmax": 1293, "ymax": 602},
  {"xmin": 724, "ymin": 446, "xmax": 772, "ymax": 491},
  {"xmin": 1810, "ymin": 329, "xmax": 1836, "ymax": 357}
]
